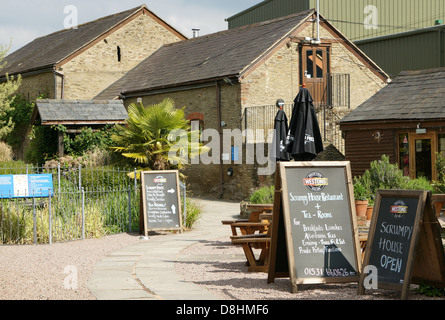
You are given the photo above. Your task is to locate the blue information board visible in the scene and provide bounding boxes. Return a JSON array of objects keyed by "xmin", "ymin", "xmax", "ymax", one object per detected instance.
[{"xmin": 0, "ymin": 174, "xmax": 53, "ymax": 198}]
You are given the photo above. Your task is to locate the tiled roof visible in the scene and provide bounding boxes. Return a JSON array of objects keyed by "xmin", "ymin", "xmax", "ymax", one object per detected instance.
[
  {"xmin": 94, "ymin": 10, "xmax": 314, "ymax": 100},
  {"xmin": 340, "ymin": 67, "xmax": 445, "ymax": 123},
  {"xmin": 2, "ymin": 5, "xmax": 149, "ymax": 76},
  {"xmin": 33, "ymin": 99, "xmax": 128, "ymax": 125}
]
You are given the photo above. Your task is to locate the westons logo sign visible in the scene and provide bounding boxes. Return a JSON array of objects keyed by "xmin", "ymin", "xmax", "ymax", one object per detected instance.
[
  {"xmin": 303, "ymin": 171, "xmax": 328, "ymax": 192},
  {"xmin": 390, "ymin": 200, "xmax": 408, "ymax": 218},
  {"xmin": 153, "ymin": 176, "xmax": 167, "ymax": 185}
]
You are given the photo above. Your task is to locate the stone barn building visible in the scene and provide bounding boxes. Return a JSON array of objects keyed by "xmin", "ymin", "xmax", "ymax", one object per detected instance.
[
  {"xmin": 0, "ymin": 4, "xmax": 186, "ymax": 159},
  {"xmin": 0, "ymin": 4, "xmax": 186, "ymax": 101},
  {"xmin": 97, "ymin": 9, "xmax": 389, "ymax": 200}
]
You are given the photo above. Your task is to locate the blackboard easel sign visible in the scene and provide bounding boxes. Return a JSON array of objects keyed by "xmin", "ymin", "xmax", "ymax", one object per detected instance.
[
  {"xmin": 268, "ymin": 162, "xmax": 361, "ymax": 293},
  {"xmin": 141, "ymin": 170, "xmax": 183, "ymax": 235},
  {"xmin": 358, "ymin": 190, "xmax": 445, "ymax": 299}
]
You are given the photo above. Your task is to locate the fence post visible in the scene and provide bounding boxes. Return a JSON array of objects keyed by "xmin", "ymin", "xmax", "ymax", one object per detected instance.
[
  {"xmin": 128, "ymin": 186, "xmax": 132, "ymax": 233},
  {"xmin": 134, "ymin": 168, "xmax": 137, "ymax": 192},
  {"xmin": 78, "ymin": 163, "xmax": 82, "ymax": 191},
  {"xmin": 48, "ymin": 189, "xmax": 52, "ymax": 245},
  {"xmin": 180, "ymin": 181, "xmax": 186, "ymax": 227},
  {"xmin": 32, "ymin": 197, "xmax": 37, "ymax": 244},
  {"xmin": 58, "ymin": 163, "xmax": 61, "ymax": 194},
  {"xmin": 81, "ymin": 187, "xmax": 85, "ymax": 240}
]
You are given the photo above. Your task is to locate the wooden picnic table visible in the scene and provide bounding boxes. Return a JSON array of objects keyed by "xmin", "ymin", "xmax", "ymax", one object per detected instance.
[
  {"xmin": 359, "ymin": 231, "xmax": 368, "ymax": 262},
  {"xmin": 222, "ymin": 203, "xmax": 273, "ymax": 236},
  {"xmin": 224, "ymin": 204, "xmax": 369, "ymax": 273},
  {"xmin": 222, "ymin": 203, "xmax": 273, "ymax": 272}
]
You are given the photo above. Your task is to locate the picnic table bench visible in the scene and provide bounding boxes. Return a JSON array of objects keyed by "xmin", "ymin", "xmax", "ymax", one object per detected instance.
[
  {"xmin": 222, "ymin": 203, "xmax": 273, "ymax": 272},
  {"xmin": 221, "ymin": 203, "xmax": 273, "ymax": 236}
]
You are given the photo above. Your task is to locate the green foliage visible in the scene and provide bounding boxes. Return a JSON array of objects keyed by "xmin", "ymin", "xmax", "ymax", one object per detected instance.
[
  {"xmin": 25, "ymin": 125, "xmax": 59, "ymax": 164},
  {"xmin": 416, "ymin": 282, "xmax": 445, "ymax": 297},
  {"xmin": 111, "ymin": 98, "xmax": 208, "ymax": 171},
  {"xmin": 249, "ymin": 186, "xmax": 275, "ymax": 204},
  {"xmin": 432, "ymin": 152, "xmax": 445, "ymax": 193},
  {"xmin": 59, "ymin": 125, "xmax": 117, "ymax": 157},
  {"xmin": 3, "ymin": 94, "xmax": 35, "ymax": 150},
  {"xmin": 0, "ymin": 198, "xmax": 108, "ymax": 244},
  {"xmin": 354, "ymin": 155, "xmax": 434, "ymax": 205},
  {"xmin": 406, "ymin": 176, "xmax": 434, "ymax": 192},
  {"xmin": 0, "ymin": 43, "xmax": 22, "ymax": 139},
  {"xmin": 183, "ymin": 197, "xmax": 203, "ymax": 229},
  {"xmin": 353, "ymin": 178, "xmax": 368, "ymax": 201}
]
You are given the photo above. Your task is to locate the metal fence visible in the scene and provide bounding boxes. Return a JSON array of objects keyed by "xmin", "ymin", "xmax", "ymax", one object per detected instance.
[
  {"xmin": 243, "ymin": 73, "xmax": 349, "ymax": 154},
  {"xmin": 244, "ymin": 103, "xmax": 345, "ymax": 154},
  {"xmin": 0, "ymin": 164, "xmax": 140, "ymax": 245}
]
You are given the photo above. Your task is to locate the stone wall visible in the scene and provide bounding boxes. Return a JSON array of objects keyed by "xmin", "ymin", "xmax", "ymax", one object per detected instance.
[
  {"xmin": 241, "ymin": 21, "xmax": 387, "ymax": 111},
  {"xmin": 14, "ymin": 13, "xmax": 183, "ymax": 101},
  {"xmin": 60, "ymin": 13, "xmax": 184, "ymax": 100},
  {"xmin": 299, "ymin": 21, "xmax": 387, "ymax": 109},
  {"xmin": 15, "ymin": 72, "xmax": 55, "ymax": 100},
  {"xmin": 124, "ymin": 84, "xmax": 262, "ymax": 200},
  {"xmin": 119, "ymin": 20, "xmax": 388, "ymax": 200}
]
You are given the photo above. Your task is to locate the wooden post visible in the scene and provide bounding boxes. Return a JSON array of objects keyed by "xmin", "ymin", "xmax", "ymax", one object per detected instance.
[{"xmin": 58, "ymin": 130, "xmax": 64, "ymax": 157}]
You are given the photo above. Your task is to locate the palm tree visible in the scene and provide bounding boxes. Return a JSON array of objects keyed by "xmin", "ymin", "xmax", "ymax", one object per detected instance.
[{"xmin": 111, "ymin": 98, "xmax": 207, "ymax": 171}]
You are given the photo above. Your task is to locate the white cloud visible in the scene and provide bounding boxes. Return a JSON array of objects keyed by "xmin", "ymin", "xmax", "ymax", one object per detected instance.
[{"xmin": 1, "ymin": 0, "xmax": 261, "ymax": 52}]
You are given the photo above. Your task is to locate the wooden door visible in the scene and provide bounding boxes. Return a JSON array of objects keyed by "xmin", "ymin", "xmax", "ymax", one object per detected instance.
[{"xmin": 300, "ymin": 45, "xmax": 330, "ymax": 108}]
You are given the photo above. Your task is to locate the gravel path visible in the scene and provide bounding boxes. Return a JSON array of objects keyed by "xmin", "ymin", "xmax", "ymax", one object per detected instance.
[
  {"xmin": 1, "ymin": 232, "xmax": 444, "ymax": 300},
  {"xmin": 0, "ymin": 233, "xmax": 142, "ymax": 300},
  {"xmin": 175, "ymin": 237, "xmax": 445, "ymax": 300}
]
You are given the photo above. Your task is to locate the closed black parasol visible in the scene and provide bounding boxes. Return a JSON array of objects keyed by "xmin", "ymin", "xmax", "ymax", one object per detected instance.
[
  {"xmin": 285, "ymin": 86, "xmax": 323, "ymax": 161},
  {"xmin": 272, "ymin": 99, "xmax": 291, "ymax": 161}
]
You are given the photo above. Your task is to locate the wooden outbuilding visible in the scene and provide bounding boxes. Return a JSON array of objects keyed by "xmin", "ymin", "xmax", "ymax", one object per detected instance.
[
  {"xmin": 339, "ymin": 67, "xmax": 445, "ymax": 179},
  {"xmin": 31, "ymin": 99, "xmax": 128, "ymax": 157}
]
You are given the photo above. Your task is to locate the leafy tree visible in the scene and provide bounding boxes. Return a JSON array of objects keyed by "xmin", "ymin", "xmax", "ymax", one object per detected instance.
[
  {"xmin": 0, "ymin": 44, "xmax": 21, "ymax": 139},
  {"xmin": 111, "ymin": 98, "xmax": 208, "ymax": 171}
]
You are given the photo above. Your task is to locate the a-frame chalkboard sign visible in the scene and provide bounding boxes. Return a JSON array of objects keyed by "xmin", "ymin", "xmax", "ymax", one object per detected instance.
[
  {"xmin": 268, "ymin": 162, "xmax": 362, "ymax": 293},
  {"xmin": 141, "ymin": 170, "xmax": 183, "ymax": 236},
  {"xmin": 358, "ymin": 190, "xmax": 445, "ymax": 299}
]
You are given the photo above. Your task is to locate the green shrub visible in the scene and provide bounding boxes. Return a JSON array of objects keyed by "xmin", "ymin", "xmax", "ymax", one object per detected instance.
[
  {"xmin": 249, "ymin": 186, "xmax": 275, "ymax": 204},
  {"xmin": 183, "ymin": 198, "xmax": 203, "ymax": 229},
  {"xmin": 355, "ymin": 155, "xmax": 434, "ymax": 205},
  {"xmin": 25, "ymin": 126, "xmax": 59, "ymax": 164},
  {"xmin": 416, "ymin": 282, "xmax": 445, "ymax": 297},
  {"xmin": 59, "ymin": 125, "xmax": 117, "ymax": 157},
  {"xmin": 432, "ymin": 152, "xmax": 445, "ymax": 193}
]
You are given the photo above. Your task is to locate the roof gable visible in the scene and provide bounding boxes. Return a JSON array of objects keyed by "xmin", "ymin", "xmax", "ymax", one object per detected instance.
[
  {"xmin": 2, "ymin": 5, "xmax": 186, "ymax": 77},
  {"xmin": 95, "ymin": 9, "xmax": 389, "ymax": 100},
  {"xmin": 340, "ymin": 67, "xmax": 445, "ymax": 124},
  {"xmin": 95, "ymin": 10, "xmax": 314, "ymax": 100}
]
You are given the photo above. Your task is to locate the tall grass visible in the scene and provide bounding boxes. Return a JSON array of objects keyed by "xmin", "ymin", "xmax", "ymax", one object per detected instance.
[{"xmin": 0, "ymin": 188, "xmax": 137, "ymax": 244}]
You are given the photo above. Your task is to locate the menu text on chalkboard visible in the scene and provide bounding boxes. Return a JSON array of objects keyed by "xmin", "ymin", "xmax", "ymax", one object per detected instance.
[
  {"xmin": 141, "ymin": 170, "xmax": 182, "ymax": 235},
  {"xmin": 268, "ymin": 162, "xmax": 361, "ymax": 292}
]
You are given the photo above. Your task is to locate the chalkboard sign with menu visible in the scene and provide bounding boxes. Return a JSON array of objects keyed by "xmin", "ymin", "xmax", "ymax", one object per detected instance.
[
  {"xmin": 359, "ymin": 190, "xmax": 445, "ymax": 299},
  {"xmin": 141, "ymin": 170, "xmax": 182, "ymax": 235},
  {"xmin": 268, "ymin": 162, "xmax": 361, "ymax": 292}
]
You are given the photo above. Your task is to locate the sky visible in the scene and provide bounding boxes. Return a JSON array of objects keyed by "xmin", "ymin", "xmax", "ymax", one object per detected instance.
[{"xmin": 0, "ymin": 0, "xmax": 262, "ymax": 54}]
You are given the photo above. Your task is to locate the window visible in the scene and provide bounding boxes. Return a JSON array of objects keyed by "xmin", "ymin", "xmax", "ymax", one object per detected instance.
[
  {"xmin": 316, "ymin": 50, "xmax": 324, "ymax": 78},
  {"xmin": 187, "ymin": 112, "xmax": 205, "ymax": 133},
  {"xmin": 304, "ymin": 48, "xmax": 326, "ymax": 79},
  {"xmin": 117, "ymin": 46, "xmax": 122, "ymax": 62},
  {"xmin": 306, "ymin": 50, "xmax": 314, "ymax": 78}
]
